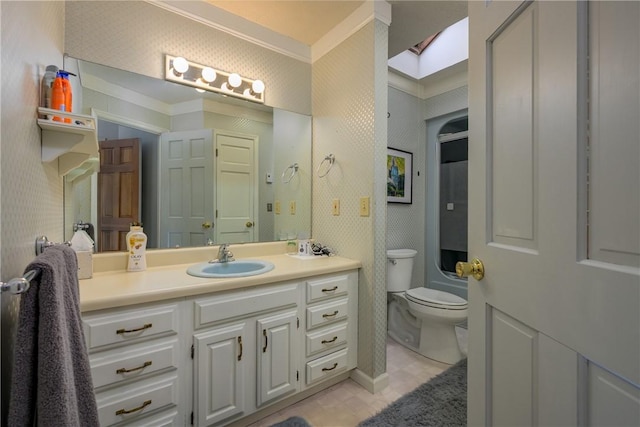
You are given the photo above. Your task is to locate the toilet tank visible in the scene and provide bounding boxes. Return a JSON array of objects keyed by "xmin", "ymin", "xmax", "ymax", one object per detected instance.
[{"xmin": 387, "ymin": 249, "xmax": 417, "ymax": 292}]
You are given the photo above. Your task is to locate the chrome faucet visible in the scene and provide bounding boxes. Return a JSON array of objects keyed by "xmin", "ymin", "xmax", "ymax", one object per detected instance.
[{"xmin": 212, "ymin": 243, "xmax": 234, "ymax": 263}]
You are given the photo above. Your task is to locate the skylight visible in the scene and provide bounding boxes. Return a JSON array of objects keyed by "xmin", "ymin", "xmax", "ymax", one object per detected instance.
[{"xmin": 388, "ymin": 17, "xmax": 468, "ymax": 80}]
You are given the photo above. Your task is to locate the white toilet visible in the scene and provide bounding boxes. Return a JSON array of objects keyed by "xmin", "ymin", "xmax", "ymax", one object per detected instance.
[{"xmin": 387, "ymin": 249, "xmax": 468, "ymax": 364}]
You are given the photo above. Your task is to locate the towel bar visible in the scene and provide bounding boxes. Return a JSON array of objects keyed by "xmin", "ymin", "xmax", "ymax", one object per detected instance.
[{"xmin": 1, "ymin": 269, "xmax": 39, "ymax": 295}]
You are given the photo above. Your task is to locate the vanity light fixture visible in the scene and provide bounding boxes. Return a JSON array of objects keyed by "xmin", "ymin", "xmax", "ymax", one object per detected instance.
[{"xmin": 165, "ymin": 54, "xmax": 265, "ymax": 103}]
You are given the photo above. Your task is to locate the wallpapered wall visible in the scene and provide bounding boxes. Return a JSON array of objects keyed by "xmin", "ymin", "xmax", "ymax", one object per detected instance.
[
  {"xmin": 0, "ymin": 1, "xmax": 66, "ymax": 421},
  {"xmin": 311, "ymin": 20, "xmax": 389, "ymax": 380},
  {"xmin": 64, "ymin": 1, "xmax": 312, "ymax": 115}
]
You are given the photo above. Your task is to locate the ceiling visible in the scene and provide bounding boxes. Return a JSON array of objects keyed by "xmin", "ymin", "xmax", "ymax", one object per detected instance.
[{"xmin": 204, "ymin": 0, "xmax": 467, "ymax": 58}]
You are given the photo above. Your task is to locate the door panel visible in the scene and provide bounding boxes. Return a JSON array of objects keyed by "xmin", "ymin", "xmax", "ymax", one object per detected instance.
[
  {"xmin": 159, "ymin": 130, "xmax": 214, "ymax": 248},
  {"xmin": 468, "ymin": 1, "xmax": 640, "ymax": 425},
  {"xmin": 98, "ymin": 138, "xmax": 140, "ymax": 251},
  {"xmin": 215, "ymin": 131, "xmax": 258, "ymax": 244}
]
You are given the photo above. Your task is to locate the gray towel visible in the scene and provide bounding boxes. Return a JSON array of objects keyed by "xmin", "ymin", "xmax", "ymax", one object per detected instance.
[{"xmin": 8, "ymin": 245, "xmax": 99, "ymax": 426}]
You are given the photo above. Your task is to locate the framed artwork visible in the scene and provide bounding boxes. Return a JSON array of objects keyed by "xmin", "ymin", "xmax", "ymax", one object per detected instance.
[{"xmin": 387, "ymin": 147, "xmax": 413, "ymax": 204}]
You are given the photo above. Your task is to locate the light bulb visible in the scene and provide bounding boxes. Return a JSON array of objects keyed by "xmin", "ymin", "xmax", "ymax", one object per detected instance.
[
  {"xmin": 228, "ymin": 73, "xmax": 242, "ymax": 88},
  {"xmin": 201, "ymin": 67, "xmax": 216, "ymax": 83},
  {"xmin": 252, "ymin": 80, "xmax": 265, "ymax": 94},
  {"xmin": 172, "ymin": 57, "xmax": 189, "ymax": 74}
]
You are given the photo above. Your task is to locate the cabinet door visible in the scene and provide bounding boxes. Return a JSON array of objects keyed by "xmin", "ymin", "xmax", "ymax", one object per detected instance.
[
  {"xmin": 194, "ymin": 322, "xmax": 248, "ymax": 426},
  {"xmin": 256, "ymin": 310, "xmax": 298, "ymax": 407}
]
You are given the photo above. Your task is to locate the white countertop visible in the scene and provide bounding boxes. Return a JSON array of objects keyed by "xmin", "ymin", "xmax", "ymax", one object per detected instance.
[{"xmin": 80, "ymin": 252, "xmax": 361, "ymax": 312}]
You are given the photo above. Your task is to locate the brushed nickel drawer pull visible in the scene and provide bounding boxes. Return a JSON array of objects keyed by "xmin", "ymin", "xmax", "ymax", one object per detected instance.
[
  {"xmin": 322, "ymin": 310, "xmax": 339, "ymax": 318},
  {"xmin": 115, "ymin": 399, "xmax": 152, "ymax": 415},
  {"xmin": 322, "ymin": 363, "xmax": 338, "ymax": 372},
  {"xmin": 321, "ymin": 286, "xmax": 338, "ymax": 292},
  {"xmin": 263, "ymin": 329, "xmax": 268, "ymax": 353},
  {"xmin": 321, "ymin": 336, "xmax": 338, "ymax": 344},
  {"xmin": 237, "ymin": 336, "xmax": 243, "ymax": 361},
  {"xmin": 116, "ymin": 323, "xmax": 152, "ymax": 335},
  {"xmin": 116, "ymin": 360, "xmax": 152, "ymax": 374}
]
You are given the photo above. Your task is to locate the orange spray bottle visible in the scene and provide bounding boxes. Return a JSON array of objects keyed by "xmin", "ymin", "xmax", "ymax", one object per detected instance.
[{"xmin": 50, "ymin": 71, "xmax": 65, "ymax": 122}]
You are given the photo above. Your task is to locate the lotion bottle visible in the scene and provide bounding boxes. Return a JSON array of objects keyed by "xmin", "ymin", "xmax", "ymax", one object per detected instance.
[{"xmin": 126, "ymin": 223, "xmax": 147, "ymax": 272}]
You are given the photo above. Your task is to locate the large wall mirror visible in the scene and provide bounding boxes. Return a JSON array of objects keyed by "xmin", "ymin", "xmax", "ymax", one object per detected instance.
[{"xmin": 63, "ymin": 58, "xmax": 312, "ymax": 252}]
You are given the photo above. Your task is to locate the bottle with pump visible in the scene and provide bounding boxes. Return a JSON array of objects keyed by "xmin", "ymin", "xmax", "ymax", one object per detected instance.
[
  {"xmin": 50, "ymin": 71, "xmax": 65, "ymax": 122},
  {"xmin": 126, "ymin": 222, "xmax": 147, "ymax": 272},
  {"xmin": 60, "ymin": 71, "xmax": 72, "ymax": 123}
]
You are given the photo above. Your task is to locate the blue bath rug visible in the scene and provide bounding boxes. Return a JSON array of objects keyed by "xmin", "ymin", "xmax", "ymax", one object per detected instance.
[
  {"xmin": 359, "ymin": 358, "xmax": 467, "ymax": 427},
  {"xmin": 270, "ymin": 416, "xmax": 312, "ymax": 427}
]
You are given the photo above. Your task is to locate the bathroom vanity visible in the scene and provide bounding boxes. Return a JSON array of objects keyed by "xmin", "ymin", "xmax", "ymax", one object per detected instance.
[{"xmin": 79, "ymin": 248, "xmax": 360, "ymax": 426}]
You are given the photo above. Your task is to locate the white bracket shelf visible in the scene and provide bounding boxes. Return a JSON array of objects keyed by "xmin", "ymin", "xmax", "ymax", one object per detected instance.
[{"xmin": 37, "ymin": 107, "xmax": 99, "ymax": 176}]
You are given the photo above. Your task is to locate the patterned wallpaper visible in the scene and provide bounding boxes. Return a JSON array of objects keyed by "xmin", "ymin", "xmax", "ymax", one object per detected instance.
[
  {"xmin": 0, "ymin": 1, "xmax": 66, "ymax": 421},
  {"xmin": 64, "ymin": 1, "xmax": 312, "ymax": 115},
  {"xmin": 387, "ymin": 87, "xmax": 428, "ymax": 290},
  {"xmin": 312, "ymin": 20, "xmax": 389, "ymax": 379}
]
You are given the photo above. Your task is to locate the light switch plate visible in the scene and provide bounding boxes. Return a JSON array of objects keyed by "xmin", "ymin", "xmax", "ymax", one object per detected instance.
[
  {"xmin": 289, "ymin": 200, "xmax": 296, "ymax": 215},
  {"xmin": 332, "ymin": 199, "xmax": 340, "ymax": 216},
  {"xmin": 274, "ymin": 200, "xmax": 281, "ymax": 214},
  {"xmin": 359, "ymin": 197, "xmax": 370, "ymax": 217}
]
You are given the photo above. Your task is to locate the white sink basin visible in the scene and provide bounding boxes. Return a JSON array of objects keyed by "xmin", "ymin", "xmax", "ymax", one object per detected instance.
[{"xmin": 187, "ymin": 259, "xmax": 275, "ymax": 278}]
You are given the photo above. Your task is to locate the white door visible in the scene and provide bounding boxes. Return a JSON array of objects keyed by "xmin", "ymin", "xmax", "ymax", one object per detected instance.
[
  {"xmin": 215, "ymin": 131, "xmax": 258, "ymax": 244},
  {"xmin": 467, "ymin": 1, "xmax": 639, "ymax": 425},
  {"xmin": 159, "ymin": 130, "xmax": 214, "ymax": 248},
  {"xmin": 256, "ymin": 310, "xmax": 298, "ymax": 407}
]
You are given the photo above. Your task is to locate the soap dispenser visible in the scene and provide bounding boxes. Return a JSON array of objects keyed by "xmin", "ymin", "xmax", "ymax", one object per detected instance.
[{"xmin": 126, "ymin": 222, "xmax": 147, "ymax": 272}]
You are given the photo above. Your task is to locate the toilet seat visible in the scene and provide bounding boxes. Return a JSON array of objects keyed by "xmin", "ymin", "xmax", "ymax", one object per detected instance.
[{"xmin": 405, "ymin": 288, "xmax": 467, "ymax": 310}]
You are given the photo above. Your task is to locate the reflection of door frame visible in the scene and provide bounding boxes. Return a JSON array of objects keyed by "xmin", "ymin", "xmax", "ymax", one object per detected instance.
[
  {"xmin": 425, "ymin": 110, "xmax": 468, "ymax": 300},
  {"xmin": 91, "ymin": 108, "xmax": 167, "ymax": 244}
]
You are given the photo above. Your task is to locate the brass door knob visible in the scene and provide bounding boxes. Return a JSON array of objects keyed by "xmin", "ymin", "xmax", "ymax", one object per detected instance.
[
  {"xmin": 202, "ymin": 221, "xmax": 212, "ymax": 229},
  {"xmin": 456, "ymin": 258, "xmax": 485, "ymax": 281},
  {"xmin": 246, "ymin": 221, "xmax": 254, "ymax": 228}
]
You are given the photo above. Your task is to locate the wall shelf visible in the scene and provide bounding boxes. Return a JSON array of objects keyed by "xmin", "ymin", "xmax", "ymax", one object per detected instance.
[{"xmin": 37, "ymin": 107, "xmax": 99, "ymax": 176}]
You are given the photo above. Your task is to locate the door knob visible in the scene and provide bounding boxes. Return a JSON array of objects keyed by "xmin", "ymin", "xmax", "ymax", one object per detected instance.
[
  {"xmin": 456, "ymin": 258, "xmax": 485, "ymax": 281},
  {"xmin": 246, "ymin": 221, "xmax": 254, "ymax": 228},
  {"xmin": 202, "ymin": 221, "xmax": 212, "ymax": 229}
]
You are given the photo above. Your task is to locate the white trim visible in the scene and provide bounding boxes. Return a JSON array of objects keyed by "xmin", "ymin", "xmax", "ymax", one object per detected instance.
[
  {"xmin": 312, "ymin": 0, "xmax": 392, "ymax": 63},
  {"xmin": 147, "ymin": 0, "xmax": 311, "ymax": 63},
  {"xmin": 350, "ymin": 369, "xmax": 389, "ymax": 394},
  {"xmin": 388, "ymin": 71, "xmax": 423, "ymax": 98},
  {"xmin": 90, "ymin": 108, "xmax": 168, "ymax": 135}
]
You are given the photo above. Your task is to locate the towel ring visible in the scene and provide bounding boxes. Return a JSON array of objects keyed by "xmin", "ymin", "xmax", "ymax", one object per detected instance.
[
  {"xmin": 281, "ymin": 163, "xmax": 299, "ymax": 183},
  {"xmin": 317, "ymin": 154, "xmax": 335, "ymax": 178}
]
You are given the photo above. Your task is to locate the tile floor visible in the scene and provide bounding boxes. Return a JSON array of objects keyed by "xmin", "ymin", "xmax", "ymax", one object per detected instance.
[{"xmin": 250, "ymin": 328, "xmax": 467, "ymax": 427}]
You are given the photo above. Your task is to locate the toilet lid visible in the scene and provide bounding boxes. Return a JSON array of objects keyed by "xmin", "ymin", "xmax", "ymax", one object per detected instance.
[{"xmin": 405, "ymin": 288, "xmax": 468, "ymax": 310}]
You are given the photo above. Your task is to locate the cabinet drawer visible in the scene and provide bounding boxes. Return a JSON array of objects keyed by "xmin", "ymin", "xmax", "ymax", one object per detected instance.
[
  {"xmin": 306, "ymin": 274, "xmax": 349, "ymax": 303},
  {"xmin": 306, "ymin": 298, "xmax": 348, "ymax": 329},
  {"xmin": 305, "ymin": 348, "xmax": 348, "ymax": 385},
  {"xmin": 306, "ymin": 323, "xmax": 348, "ymax": 357},
  {"xmin": 95, "ymin": 374, "xmax": 178, "ymax": 427},
  {"xmin": 90, "ymin": 338, "xmax": 179, "ymax": 389},
  {"xmin": 83, "ymin": 303, "xmax": 180, "ymax": 350},
  {"xmin": 194, "ymin": 283, "xmax": 297, "ymax": 329}
]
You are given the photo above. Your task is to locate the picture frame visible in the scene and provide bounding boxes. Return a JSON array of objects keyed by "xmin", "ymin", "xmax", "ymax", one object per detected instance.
[{"xmin": 387, "ymin": 147, "xmax": 413, "ymax": 204}]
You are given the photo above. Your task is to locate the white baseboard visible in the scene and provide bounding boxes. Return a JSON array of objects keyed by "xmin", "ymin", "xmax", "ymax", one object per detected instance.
[{"xmin": 350, "ymin": 368, "xmax": 389, "ymax": 394}]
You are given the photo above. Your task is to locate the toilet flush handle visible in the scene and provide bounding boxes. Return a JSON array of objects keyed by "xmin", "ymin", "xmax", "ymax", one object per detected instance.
[
  {"xmin": 455, "ymin": 258, "xmax": 485, "ymax": 281},
  {"xmin": 389, "ymin": 259, "xmax": 397, "ymax": 265}
]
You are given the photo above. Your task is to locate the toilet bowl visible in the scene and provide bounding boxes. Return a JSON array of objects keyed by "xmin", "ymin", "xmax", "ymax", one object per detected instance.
[{"xmin": 387, "ymin": 249, "xmax": 468, "ymax": 364}]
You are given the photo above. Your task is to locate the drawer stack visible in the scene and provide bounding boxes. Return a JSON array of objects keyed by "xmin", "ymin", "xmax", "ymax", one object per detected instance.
[
  {"xmin": 82, "ymin": 302, "xmax": 184, "ymax": 426},
  {"xmin": 303, "ymin": 274, "xmax": 355, "ymax": 386}
]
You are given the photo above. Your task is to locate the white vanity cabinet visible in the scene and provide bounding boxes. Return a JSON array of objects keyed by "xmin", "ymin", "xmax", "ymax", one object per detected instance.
[
  {"xmin": 192, "ymin": 282, "xmax": 299, "ymax": 426},
  {"xmin": 81, "ymin": 265, "xmax": 359, "ymax": 427},
  {"xmin": 82, "ymin": 301, "xmax": 188, "ymax": 426}
]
